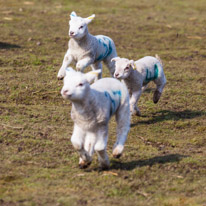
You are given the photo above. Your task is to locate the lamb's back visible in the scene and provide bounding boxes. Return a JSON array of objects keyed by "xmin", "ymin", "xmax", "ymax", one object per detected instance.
[
  {"xmin": 91, "ymin": 78, "xmax": 129, "ymax": 106},
  {"xmin": 135, "ymin": 56, "xmax": 159, "ymax": 71}
]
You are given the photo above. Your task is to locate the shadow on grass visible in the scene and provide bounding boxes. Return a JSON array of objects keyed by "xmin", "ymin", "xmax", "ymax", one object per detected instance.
[
  {"xmin": 131, "ymin": 110, "xmax": 206, "ymax": 127},
  {"xmin": 0, "ymin": 42, "xmax": 21, "ymax": 49},
  {"xmin": 110, "ymin": 154, "xmax": 187, "ymax": 170}
]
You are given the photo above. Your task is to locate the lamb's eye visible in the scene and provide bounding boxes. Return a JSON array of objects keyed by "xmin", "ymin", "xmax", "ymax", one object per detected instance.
[
  {"xmin": 79, "ymin": 25, "xmax": 84, "ymax": 29},
  {"xmin": 124, "ymin": 66, "xmax": 130, "ymax": 71},
  {"xmin": 78, "ymin": 83, "xmax": 83, "ymax": 87}
]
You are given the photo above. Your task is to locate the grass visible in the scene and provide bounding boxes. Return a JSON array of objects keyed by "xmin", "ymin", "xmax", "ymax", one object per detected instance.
[{"xmin": 0, "ymin": 0, "xmax": 206, "ymax": 205}]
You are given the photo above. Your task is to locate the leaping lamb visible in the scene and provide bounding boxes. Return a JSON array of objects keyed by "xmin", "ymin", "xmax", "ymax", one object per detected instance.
[
  {"xmin": 61, "ymin": 67, "xmax": 130, "ymax": 169},
  {"xmin": 57, "ymin": 11, "xmax": 118, "ymax": 80},
  {"xmin": 112, "ymin": 55, "xmax": 167, "ymax": 116}
]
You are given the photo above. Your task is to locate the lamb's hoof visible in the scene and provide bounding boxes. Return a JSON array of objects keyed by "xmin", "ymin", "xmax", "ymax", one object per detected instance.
[
  {"xmin": 112, "ymin": 150, "xmax": 122, "ymax": 159},
  {"xmin": 131, "ymin": 110, "xmax": 141, "ymax": 116},
  {"xmin": 57, "ymin": 76, "xmax": 64, "ymax": 80},
  {"xmin": 113, "ymin": 153, "xmax": 122, "ymax": 159},
  {"xmin": 79, "ymin": 161, "xmax": 91, "ymax": 169},
  {"xmin": 76, "ymin": 67, "xmax": 81, "ymax": 72},
  {"xmin": 135, "ymin": 110, "xmax": 141, "ymax": 116},
  {"xmin": 153, "ymin": 91, "xmax": 162, "ymax": 104},
  {"xmin": 113, "ymin": 145, "xmax": 124, "ymax": 159}
]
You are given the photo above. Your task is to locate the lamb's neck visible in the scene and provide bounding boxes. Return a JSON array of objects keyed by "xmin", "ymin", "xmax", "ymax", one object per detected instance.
[
  {"xmin": 125, "ymin": 69, "xmax": 136, "ymax": 82},
  {"xmin": 72, "ymin": 91, "xmax": 96, "ymax": 114},
  {"xmin": 73, "ymin": 32, "xmax": 92, "ymax": 47}
]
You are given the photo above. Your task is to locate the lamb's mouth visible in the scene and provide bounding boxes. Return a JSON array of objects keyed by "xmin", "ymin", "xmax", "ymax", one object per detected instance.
[{"xmin": 62, "ymin": 94, "xmax": 72, "ymax": 99}]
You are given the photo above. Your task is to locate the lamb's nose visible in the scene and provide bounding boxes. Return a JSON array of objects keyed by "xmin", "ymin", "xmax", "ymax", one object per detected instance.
[
  {"xmin": 63, "ymin": 90, "xmax": 69, "ymax": 95},
  {"xmin": 115, "ymin": 73, "xmax": 119, "ymax": 78},
  {"xmin": 70, "ymin": 31, "xmax": 74, "ymax": 36}
]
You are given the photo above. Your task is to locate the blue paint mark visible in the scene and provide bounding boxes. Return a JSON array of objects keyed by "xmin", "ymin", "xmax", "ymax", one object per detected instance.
[
  {"xmin": 103, "ymin": 37, "xmax": 113, "ymax": 57},
  {"xmin": 144, "ymin": 64, "xmax": 159, "ymax": 84},
  {"xmin": 112, "ymin": 90, "xmax": 121, "ymax": 97},
  {"xmin": 104, "ymin": 91, "xmax": 116, "ymax": 116},
  {"xmin": 70, "ymin": 12, "xmax": 76, "ymax": 17},
  {"xmin": 104, "ymin": 90, "xmax": 121, "ymax": 116},
  {"xmin": 96, "ymin": 36, "xmax": 113, "ymax": 61}
]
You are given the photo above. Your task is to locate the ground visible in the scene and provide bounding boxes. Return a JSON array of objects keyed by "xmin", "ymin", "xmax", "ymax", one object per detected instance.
[{"xmin": 0, "ymin": 0, "xmax": 206, "ymax": 205}]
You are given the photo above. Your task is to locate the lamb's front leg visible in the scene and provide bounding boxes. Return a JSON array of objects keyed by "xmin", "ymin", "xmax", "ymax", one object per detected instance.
[
  {"xmin": 76, "ymin": 57, "xmax": 94, "ymax": 72},
  {"xmin": 130, "ymin": 90, "xmax": 142, "ymax": 116},
  {"xmin": 57, "ymin": 50, "xmax": 73, "ymax": 80},
  {"xmin": 79, "ymin": 132, "xmax": 96, "ymax": 168},
  {"xmin": 90, "ymin": 62, "xmax": 102, "ymax": 79},
  {"xmin": 94, "ymin": 126, "xmax": 110, "ymax": 170},
  {"xmin": 71, "ymin": 124, "xmax": 91, "ymax": 168}
]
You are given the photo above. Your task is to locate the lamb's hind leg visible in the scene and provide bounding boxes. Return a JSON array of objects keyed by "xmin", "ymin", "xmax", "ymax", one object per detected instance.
[
  {"xmin": 113, "ymin": 103, "xmax": 130, "ymax": 158},
  {"xmin": 153, "ymin": 73, "xmax": 166, "ymax": 104},
  {"xmin": 130, "ymin": 89, "xmax": 142, "ymax": 116},
  {"xmin": 142, "ymin": 84, "xmax": 148, "ymax": 92},
  {"xmin": 103, "ymin": 42, "xmax": 118, "ymax": 76}
]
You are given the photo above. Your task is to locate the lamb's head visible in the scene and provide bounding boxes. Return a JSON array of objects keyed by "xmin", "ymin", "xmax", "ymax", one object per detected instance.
[
  {"xmin": 69, "ymin": 11, "xmax": 95, "ymax": 40},
  {"xmin": 61, "ymin": 67, "xmax": 101, "ymax": 101},
  {"xmin": 112, "ymin": 57, "xmax": 135, "ymax": 79}
]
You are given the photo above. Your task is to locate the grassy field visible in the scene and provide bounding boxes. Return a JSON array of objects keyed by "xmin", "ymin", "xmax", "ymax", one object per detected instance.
[{"xmin": 0, "ymin": 0, "xmax": 206, "ymax": 205}]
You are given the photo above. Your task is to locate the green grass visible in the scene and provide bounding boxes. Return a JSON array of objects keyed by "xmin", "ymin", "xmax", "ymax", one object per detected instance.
[{"xmin": 0, "ymin": 0, "xmax": 206, "ymax": 205}]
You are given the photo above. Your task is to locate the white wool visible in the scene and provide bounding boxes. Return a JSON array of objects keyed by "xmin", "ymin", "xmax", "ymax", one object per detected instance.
[
  {"xmin": 61, "ymin": 67, "xmax": 130, "ymax": 169},
  {"xmin": 57, "ymin": 11, "xmax": 117, "ymax": 80},
  {"xmin": 112, "ymin": 55, "xmax": 166, "ymax": 116}
]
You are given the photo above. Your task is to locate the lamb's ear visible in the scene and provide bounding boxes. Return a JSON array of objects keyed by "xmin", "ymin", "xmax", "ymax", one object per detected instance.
[
  {"xmin": 129, "ymin": 60, "xmax": 135, "ymax": 69},
  {"xmin": 65, "ymin": 67, "xmax": 75, "ymax": 76},
  {"xmin": 85, "ymin": 69, "xmax": 101, "ymax": 84},
  {"xmin": 111, "ymin": 57, "xmax": 121, "ymax": 62},
  {"xmin": 84, "ymin": 14, "xmax": 95, "ymax": 24},
  {"xmin": 70, "ymin": 11, "xmax": 77, "ymax": 19}
]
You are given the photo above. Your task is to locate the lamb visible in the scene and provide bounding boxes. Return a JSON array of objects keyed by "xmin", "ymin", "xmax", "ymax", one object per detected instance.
[
  {"xmin": 61, "ymin": 67, "xmax": 130, "ymax": 169},
  {"xmin": 112, "ymin": 55, "xmax": 166, "ymax": 116},
  {"xmin": 57, "ymin": 11, "xmax": 117, "ymax": 80}
]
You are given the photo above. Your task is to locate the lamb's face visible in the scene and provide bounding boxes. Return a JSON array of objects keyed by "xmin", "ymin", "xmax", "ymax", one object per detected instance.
[
  {"xmin": 113, "ymin": 58, "xmax": 133, "ymax": 79},
  {"xmin": 61, "ymin": 71, "xmax": 90, "ymax": 101},
  {"xmin": 69, "ymin": 17, "xmax": 88, "ymax": 39},
  {"xmin": 68, "ymin": 11, "xmax": 95, "ymax": 40}
]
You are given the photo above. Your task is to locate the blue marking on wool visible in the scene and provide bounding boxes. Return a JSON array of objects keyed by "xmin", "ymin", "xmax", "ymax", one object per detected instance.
[
  {"xmin": 112, "ymin": 90, "xmax": 121, "ymax": 97},
  {"xmin": 96, "ymin": 36, "xmax": 113, "ymax": 61},
  {"xmin": 104, "ymin": 90, "xmax": 121, "ymax": 116},
  {"xmin": 143, "ymin": 64, "xmax": 159, "ymax": 84},
  {"xmin": 103, "ymin": 37, "xmax": 113, "ymax": 57},
  {"xmin": 70, "ymin": 12, "xmax": 76, "ymax": 17}
]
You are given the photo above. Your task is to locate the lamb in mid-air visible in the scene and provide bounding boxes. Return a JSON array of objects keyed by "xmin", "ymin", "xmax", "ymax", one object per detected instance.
[
  {"xmin": 112, "ymin": 55, "xmax": 166, "ymax": 116},
  {"xmin": 57, "ymin": 11, "xmax": 117, "ymax": 80},
  {"xmin": 61, "ymin": 67, "xmax": 130, "ymax": 169}
]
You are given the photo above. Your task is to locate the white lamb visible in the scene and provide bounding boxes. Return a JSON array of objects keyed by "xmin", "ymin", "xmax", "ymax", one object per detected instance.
[
  {"xmin": 61, "ymin": 67, "xmax": 130, "ymax": 169},
  {"xmin": 57, "ymin": 11, "xmax": 117, "ymax": 80},
  {"xmin": 112, "ymin": 55, "xmax": 166, "ymax": 116}
]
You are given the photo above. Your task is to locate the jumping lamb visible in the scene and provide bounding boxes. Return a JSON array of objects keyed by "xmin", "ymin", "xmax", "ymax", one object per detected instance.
[
  {"xmin": 112, "ymin": 55, "xmax": 166, "ymax": 116},
  {"xmin": 61, "ymin": 67, "xmax": 130, "ymax": 169},
  {"xmin": 57, "ymin": 11, "xmax": 117, "ymax": 80}
]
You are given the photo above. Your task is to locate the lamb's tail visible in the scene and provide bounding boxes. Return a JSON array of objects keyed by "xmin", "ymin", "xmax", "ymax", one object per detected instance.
[{"xmin": 155, "ymin": 54, "xmax": 163, "ymax": 67}]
